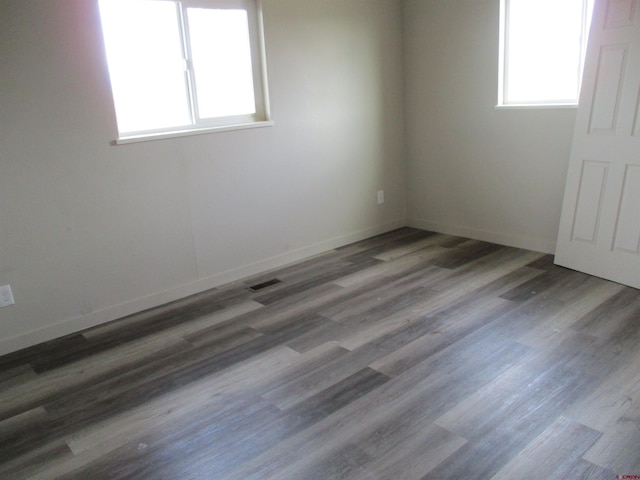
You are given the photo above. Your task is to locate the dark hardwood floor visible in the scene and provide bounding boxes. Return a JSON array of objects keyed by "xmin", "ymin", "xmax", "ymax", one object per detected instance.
[{"xmin": 1, "ymin": 228, "xmax": 639, "ymax": 479}]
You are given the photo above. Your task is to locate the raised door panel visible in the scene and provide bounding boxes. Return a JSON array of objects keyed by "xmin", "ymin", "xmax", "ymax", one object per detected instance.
[
  {"xmin": 613, "ymin": 165, "xmax": 640, "ymax": 253},
  {"xmin": 589, "ymin": 44, "xmax": 628, "ymax": 134},
  {"xmin": 571, "ymin": 160, "xmax": 609, "ymax": 243}
]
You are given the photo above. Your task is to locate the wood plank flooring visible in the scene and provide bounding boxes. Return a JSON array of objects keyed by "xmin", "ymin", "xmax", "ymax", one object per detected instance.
[{"xmin": 1, "ymin": 228, "xmax": 639, "ymax": 479}]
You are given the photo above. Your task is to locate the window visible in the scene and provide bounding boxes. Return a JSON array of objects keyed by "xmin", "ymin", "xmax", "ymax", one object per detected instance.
[
  {"xmin": 498, "ymin": 0, "xmax": 594, "ymax": 107},
  {"xmin": 98, "ymin": 0, "xmax": 271, "ymax": 142}
]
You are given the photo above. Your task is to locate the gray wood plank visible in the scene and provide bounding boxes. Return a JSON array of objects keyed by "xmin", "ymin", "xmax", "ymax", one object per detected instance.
[{"xmin": 1, "ymin": 229, "xmax": 639, "ymax": 480}]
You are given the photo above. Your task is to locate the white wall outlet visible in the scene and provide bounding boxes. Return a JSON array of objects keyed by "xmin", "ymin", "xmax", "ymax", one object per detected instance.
[
  {"xmin": 0, "ymin": 285, "xmax": 15, "ymax": 308},
  {"xmin": 377, "ymin": 190, "xmax": 385, "ymax": 205}
]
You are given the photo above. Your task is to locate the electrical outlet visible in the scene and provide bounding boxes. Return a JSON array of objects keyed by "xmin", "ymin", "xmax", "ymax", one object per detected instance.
[
  {"xmin": 0, "ymin": 285, "xmax": 15, "ymax": 308},
  {"xmin": 377, "ymin": 190, "xmax": 385, "ymax": 205}
]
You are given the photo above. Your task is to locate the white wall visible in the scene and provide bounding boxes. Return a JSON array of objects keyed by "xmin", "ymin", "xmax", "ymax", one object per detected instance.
[
  {"xmin": 0, "ymin": 0, "xmax": 406, "ymax": 355},
  {"xmin": 404, "ymin": 0, "xmax": 577, "ymax": 254}
]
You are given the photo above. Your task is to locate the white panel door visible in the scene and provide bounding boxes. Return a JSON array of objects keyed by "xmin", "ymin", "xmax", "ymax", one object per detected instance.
[{"xmin": 555, "ymin": 0, "xmax": 640, "ymax": 289}]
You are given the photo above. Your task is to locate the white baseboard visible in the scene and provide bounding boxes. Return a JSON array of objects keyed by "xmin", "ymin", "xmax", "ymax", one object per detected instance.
[
  {"xmin": 407, "ymin": 218, "xmax": 557, "ymax": 255},
  {"xmin": 0, "ymin": 219, "xmax": 406, "ymax": 356}
]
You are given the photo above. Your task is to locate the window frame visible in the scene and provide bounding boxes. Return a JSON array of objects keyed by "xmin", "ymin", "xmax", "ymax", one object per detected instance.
[
  {"xmin": 99, "ymin": 0, "xmax": 273, "ymax": 144},
  {"xmin": 497, "ymin": 0, "xmax": 593, "ymax": 109}
]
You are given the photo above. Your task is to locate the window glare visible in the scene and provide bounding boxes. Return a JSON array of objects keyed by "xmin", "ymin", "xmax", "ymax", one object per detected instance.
[
  {"xmin": 187, "ymin": 8, "xmax": 257, "ymax": 119},
  {"xmin": 99, "ymin": 0, "xmax": 191, "ymax": 133},
  {"xmin": 503, "ymin": 0, "xmax": 594, "ymax": 105}
]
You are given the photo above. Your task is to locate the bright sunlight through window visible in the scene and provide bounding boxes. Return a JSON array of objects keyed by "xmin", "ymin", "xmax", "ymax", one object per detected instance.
[
  {"xmin": 499, "ymin": 0, "xmax": 594, "ymax": 107},
  {"xmin": 99, "ymin": 0, "xmax": 270, "ymax": 142}
]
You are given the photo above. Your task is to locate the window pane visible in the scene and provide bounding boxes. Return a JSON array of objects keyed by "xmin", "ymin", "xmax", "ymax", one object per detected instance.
[
  {"xmin": 187, "ymin": 8, "xmax": 257, "ymax": 119},
  {"xmin": 506, "ymin": 0, "xmax": 586, "ymax": 104},
  {"xmin": 99, "ymin": 0, "xmax": 191, "ymax": 133}
]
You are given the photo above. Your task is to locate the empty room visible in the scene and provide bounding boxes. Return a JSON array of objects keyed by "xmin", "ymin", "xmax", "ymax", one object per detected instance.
[{"xmin": 1, "ymin": 0, "xmax": 639, "ymax": 478}]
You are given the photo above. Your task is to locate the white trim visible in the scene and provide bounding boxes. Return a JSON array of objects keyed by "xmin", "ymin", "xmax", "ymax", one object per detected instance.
[
  {"xmin": 0, "ymin": 219, "xmax": 405, "ymax": 356},
  {"xmin": 497, "ymin": 0, "xmax": 593, "ymax": 108},
  {"xmin": 100, "ymin": 0, "xmax": 272, "ymax": 142},
  {"xmin": 495, "ymin": 104, "xmax": 578, "ymax": 110},
  {"xmin": 114, "ymin": 120, "xmax": 275, "ymax": 145},
  {"xmin": 407, "ymin": 218, "xmax": 556, "ymax": 254},
  {"xmin": 256, "ymin": 0, "xmax": 271, "ymax": 119},
  {"xmin": 497, "ymin": 0, "xmax": 507, "ymax": 107}
]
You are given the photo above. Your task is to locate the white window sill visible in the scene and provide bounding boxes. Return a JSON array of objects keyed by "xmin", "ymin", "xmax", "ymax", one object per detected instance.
[
  {"xmin": 113, "ymin": 120, "xmax": 275, "ymax": 145},
  {"xmin": 495, "ymin": 103, "xmax": 578, "ymax": 110}
]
